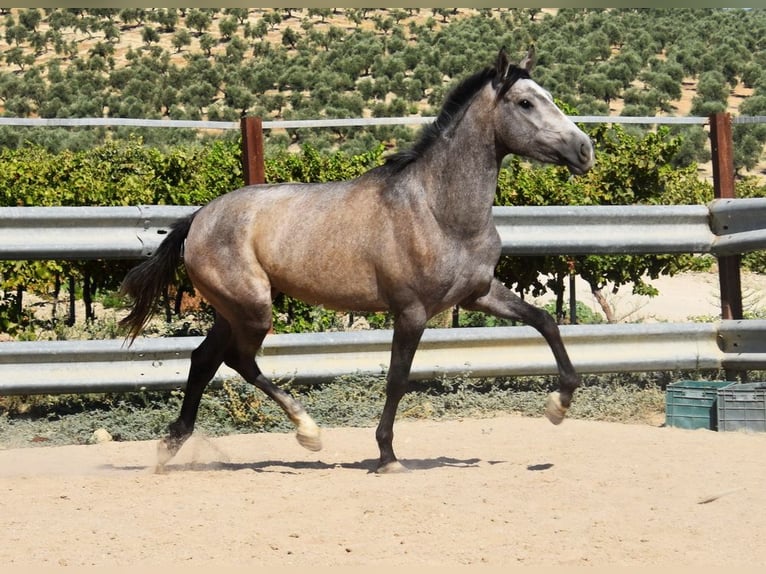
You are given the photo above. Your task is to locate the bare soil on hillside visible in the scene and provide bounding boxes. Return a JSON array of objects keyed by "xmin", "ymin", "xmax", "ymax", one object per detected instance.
[{"xmin": 2, "ymin": 414, "xmax": 766, "ymax": 567}]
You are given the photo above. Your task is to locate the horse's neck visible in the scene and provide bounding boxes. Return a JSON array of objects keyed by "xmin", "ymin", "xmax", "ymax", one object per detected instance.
[{"xmin": 413, "ymin": 102, "xmax": 499, "ymax": 234}]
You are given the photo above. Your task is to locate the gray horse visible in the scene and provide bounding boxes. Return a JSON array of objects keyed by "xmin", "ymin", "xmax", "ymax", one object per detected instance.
[{"xmin": 120, "ymin": 48, "xmax": 594, "ymax": 473}]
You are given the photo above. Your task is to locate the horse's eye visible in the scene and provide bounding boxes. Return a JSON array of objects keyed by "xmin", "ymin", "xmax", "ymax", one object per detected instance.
[{"xmin": 519, "ymin": 99, "xmax": 532, "ymax": 109}]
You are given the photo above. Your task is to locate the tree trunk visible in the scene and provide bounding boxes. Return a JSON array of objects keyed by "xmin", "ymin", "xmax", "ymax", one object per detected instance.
[
  {"xmin": 569, "ymin": 272, "xmax": 577, "ymax": 325},
  {"xmin": 163, "ymin": 285, "xmax": 172, "ymax": 323},
  {"xmin": 14, "ymin": 286, "xmax": 23, "ymax": 319},
  {"xmin": 52, "ymin": 273, "xmax": 61, "ymax": 321},
  {"xmin": 591, "ymin": 287, "xmax": 617, "ymax": 323},
  {"xmin": 83, "ymin": 271, "xmax": 94, "ymax": 322},
  {"xmin": 553, "ymin": 274, "xmax": 565, "ymax": 324},
  {"xmin": 67, "ymin": 275, "xmax": 76, "ymax": 326}
]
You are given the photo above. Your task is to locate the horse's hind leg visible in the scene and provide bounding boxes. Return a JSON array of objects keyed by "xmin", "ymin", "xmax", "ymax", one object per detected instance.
[
  {"xmin": 223, "ymin": 328, "xmax": 322, "ymax": 452},
  {"xmin": 462, "ymin": 278, "xmax": 580, "ymax": 424},
  {"xmin": 157, "ymin": 315, "xmax": 233, "ymax": 471}
]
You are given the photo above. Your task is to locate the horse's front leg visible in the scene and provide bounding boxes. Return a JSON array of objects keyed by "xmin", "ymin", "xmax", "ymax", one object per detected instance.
[
  {"xmin": 376, "ymin": 306, "xmax": 427, "ymax": 473},
  {"xmin": 462, "ymin": 278, "xmax": 580, "ymax": 424}
]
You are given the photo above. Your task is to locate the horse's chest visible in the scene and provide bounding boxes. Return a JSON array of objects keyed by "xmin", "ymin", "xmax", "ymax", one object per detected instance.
[
  {"xmin": 451, "ymin": 228, "xmax": 501, "ymax": 271},
  {"xmin": 415, "ymin": 231, "xmax": 499, "ymax": 297}
]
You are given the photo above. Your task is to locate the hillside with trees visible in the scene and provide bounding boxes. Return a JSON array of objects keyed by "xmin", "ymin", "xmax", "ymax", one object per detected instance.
[{"xmin": 1, "ymin": 7, "xmax": 766, "ymax": 173}]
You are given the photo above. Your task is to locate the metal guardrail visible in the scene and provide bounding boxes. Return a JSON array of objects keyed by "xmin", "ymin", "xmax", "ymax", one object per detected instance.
[
  {"xmin": 0, "ymin": 321, "xmax": 762, "ymax": 396},
  {"xmin": 495, "ymin": 204, "xmax": 714, "ymax": 255},
  {"xmin": 709, "ymin": 198, "xmax": 766, "ymax": 255},
  {"xmin": 0, "ymin": 205, "xmax": 194, "ymax": 259},
  {"xmin": 7, "ymin": 114, "xmax": 765, "ymax": 130},
  {"xmin": 8, "ymin": 114, "xmax": 766, "ymax": 132},
  {"xmin": 499, "ymin": 199, "xmax": 766, "ymax": 256},
  {"xmin": 0, "ymin": 115, "xmax": 719, "ymax": 130},
  {"xmin": 2, "ymin": 198, "xmax": 766, "ymax": 261},
  {"xmin": 2, "ymin": 199, "xmax": 766, "ymax": 396}
]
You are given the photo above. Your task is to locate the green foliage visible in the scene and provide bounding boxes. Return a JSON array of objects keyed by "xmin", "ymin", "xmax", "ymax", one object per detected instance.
[
  {"xmin": 265, "ymin": 142, "xmax": 385, "ymax": 183},
  {"xmin": 0, "ymin": 136, "xmax": 243, "ymax": 208},
  {"xmin": 734, "ymin": 95, "xmax": 766, "ymax": 172},
  {"xmin": 271, "ymin": 294, "xmax": 344, "ymax": 334},
  {"xmin": 0, "ymin": 137, "xmax": 244, "ymax": 330},
  {"xmin": 542, "ymin": 300, "xmax": 605, "ymax": 324},
  {"xmin": 457, "ymin": 310, "xmax": 516, "ymax": 328}
]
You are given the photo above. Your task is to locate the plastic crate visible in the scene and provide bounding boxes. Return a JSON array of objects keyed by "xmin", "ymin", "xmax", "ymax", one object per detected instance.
[
  {"xmin": 716, "ymin": 382, "xmax": 766, "ymax": 432},
  {"xmin": 665, "ymin": 380, "xmax": 732, "ymax": 430}
]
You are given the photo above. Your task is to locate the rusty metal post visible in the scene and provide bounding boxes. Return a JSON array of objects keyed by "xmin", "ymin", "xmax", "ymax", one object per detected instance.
[
  {"xmin": 710, "ymin": 112, "xmax": 744, "ymax": 381},
  {"xmin": 240, "ymin": 116, "xmax": 265, "ymax": 185}
]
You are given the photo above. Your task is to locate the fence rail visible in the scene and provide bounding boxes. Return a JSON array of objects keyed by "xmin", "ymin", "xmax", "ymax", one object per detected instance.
[
  {"xmin": 4, "ymin": 114, "xmax": 766, "ymax": 130},
  {"xmin": 0, "ymin": 321, "xmax": 763, "ymax": 396},
  {"xmin": 2, "ymin": 198, "xmax": 766, "ymax": 261},
  {"xmin": 0, "ymin": 205, "xmax": 192, "ymax": 260},
  {"xmin": 0, "ymin": 115, "xmax": 721, "ymax": 130}
]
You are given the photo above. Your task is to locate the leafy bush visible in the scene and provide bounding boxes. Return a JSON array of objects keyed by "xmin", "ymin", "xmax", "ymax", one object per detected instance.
[{"xmin": 542, "ymin": 300, "xmax": 605, "ymax": 324}]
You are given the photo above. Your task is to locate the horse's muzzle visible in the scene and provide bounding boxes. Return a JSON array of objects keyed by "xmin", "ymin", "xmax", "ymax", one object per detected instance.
[{"xmin": 567, "ymin": 139, "xmax": 594, "ymax": 175}]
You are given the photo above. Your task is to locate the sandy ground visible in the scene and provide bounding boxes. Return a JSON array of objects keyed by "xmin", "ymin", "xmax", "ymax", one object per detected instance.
[
  {"xmin": 1, "ymin": 415, "xmax": 766, "ymax": 567},
  {"xmin": 3, "ymin": 269, "xmax": 766, "ymax": 567}
]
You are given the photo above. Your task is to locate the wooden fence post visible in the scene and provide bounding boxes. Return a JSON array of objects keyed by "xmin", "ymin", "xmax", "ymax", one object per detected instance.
[
  {"xmin": 710, "ymin": 112, "xmax": 744, "ymax": 381},
  {"xmin": 240, "ymin": 116, "xmax": 265, "ymax": 185}
]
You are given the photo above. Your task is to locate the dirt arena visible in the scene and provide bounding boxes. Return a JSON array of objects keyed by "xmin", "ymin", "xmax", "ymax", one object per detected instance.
[{"xmin": 2, "ymin": 413, "xmax": 765, "ymax": 567}]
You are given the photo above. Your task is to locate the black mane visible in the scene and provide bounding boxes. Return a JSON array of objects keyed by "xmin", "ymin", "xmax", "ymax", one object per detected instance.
[{"xmin": 379, "ymin": 64, "xmax": 531, "ymax": 174}]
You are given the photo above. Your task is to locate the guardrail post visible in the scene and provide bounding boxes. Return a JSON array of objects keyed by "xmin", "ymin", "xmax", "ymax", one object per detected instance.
[
  {"xmin": 240, "ymin": 116, "xmax": 265, "ymax": 185},
  {"xmin": 710, "ymin": 112, "xmax": 744, "ymax": 381}
]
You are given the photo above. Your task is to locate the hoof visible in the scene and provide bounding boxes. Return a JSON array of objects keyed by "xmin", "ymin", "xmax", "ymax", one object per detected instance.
[
  {"xmin": 295, "ymin": 426, "xmax": 322, "ymax": 452},
  {"xmin": 544, "ymin": 392, "xmax": 568, "ymax": 425},
  {"xmin": 155, "ymin": 435, "xmax": 185, "ymax": 473},
  {"xmin": 295, "ymin": 412, "xmax": 322, "ymax": 452},
  {"xmin": 296, "ymin": 428, "xmax": 322, "ymax": 452},
  {"xmin": 376, "ymin": 460, "xmax": 410, "ymax": 474},
  {"xmin": 156, "ymin": 438, "xmax": 175, "ymax": 465}
]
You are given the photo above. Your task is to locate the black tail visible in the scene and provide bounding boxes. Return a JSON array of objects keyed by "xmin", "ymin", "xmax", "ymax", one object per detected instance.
[{"xmin": 119, "ymin": 214, "xmax": 195, "ymax": 342}]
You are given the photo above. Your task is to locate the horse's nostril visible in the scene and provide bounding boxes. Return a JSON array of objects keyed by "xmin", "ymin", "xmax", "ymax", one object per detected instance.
[{"xmin": 580, "ymin": 141, "xmax": 593, "ymax": 161}]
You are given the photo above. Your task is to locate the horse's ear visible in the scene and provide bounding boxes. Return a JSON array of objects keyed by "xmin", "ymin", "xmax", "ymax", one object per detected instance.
[
  {"xmin": 494, "ymin": 48, "xmax": 512, "ymax": 80},
  {"xmin": 519, "ymin": 44, "xmax": 536, "ymax": 72}
]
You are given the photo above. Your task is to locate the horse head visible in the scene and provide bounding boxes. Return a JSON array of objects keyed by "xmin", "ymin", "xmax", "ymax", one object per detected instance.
[{"xmin": 491, "ymin": 47, "xmax": 594, "ymax": 175}]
